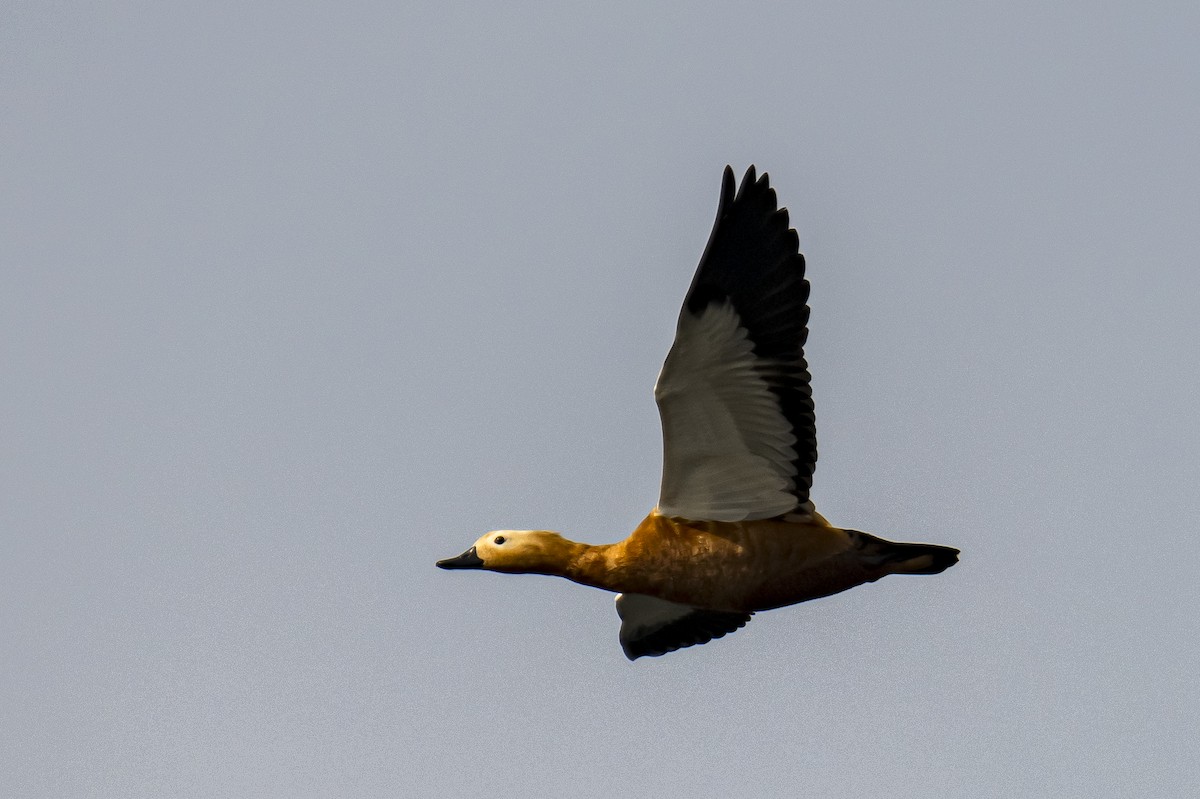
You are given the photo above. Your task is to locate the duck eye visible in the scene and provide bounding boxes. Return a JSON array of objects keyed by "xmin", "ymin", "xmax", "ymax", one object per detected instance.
[{"xmin": 494, "ymin": 535, "xmax": 506, "ymax": 545}]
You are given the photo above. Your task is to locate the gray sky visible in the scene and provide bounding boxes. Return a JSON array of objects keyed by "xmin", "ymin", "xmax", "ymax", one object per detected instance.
[{"xmin": 3, "ymin": 3, "xmax": 1198, "ymax": 797}]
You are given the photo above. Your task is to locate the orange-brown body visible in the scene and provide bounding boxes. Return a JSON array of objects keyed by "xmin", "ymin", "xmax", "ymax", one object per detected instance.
[{"xmin": 562, "ymin": 512, "xmax": 901, "ymax": 613}]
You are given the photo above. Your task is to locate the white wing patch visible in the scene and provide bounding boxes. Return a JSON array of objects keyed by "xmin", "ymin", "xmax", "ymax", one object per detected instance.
[{"xmin": 655, "ymin": 300, "xmax": 798, "ymax": 521}]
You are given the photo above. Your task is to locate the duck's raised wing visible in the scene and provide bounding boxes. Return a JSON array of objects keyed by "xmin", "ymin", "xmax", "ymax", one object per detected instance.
[{"xmin": 655, "ymin": 166, "xmax": 816, "ymax": 523}]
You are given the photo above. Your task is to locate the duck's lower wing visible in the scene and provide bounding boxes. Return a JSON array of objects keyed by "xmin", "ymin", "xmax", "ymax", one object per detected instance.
[{"xmin": 615, "ymin": 593, "xmax": 752, "ymax": 661}]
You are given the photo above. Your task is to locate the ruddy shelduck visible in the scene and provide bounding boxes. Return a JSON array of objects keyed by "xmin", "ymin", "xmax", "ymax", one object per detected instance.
[{"xmin": 439, "ymin": 166, "xmax": 959, "ymax": 660}]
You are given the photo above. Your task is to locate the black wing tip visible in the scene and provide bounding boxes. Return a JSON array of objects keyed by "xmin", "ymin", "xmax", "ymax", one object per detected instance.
[
  {"xmin": 730, "ymin": 163, "xmax": 763, "ymax": 184},
  {"xmin": 719, "ymin": 165, "xmax": 737, "ymax": 209},
  {"xmin": 730, "ymin": 165, "xmax": 783, "ymax": 222},
  {"xmin": 721, "ymin": 164, "xmax": 772, "ymax": 196},
  {"xmin": 686, "ymin": 163, "xmax": 804, "ymax": 319},
  {"xmin": 708, "ymin": 164, "xmax": 788, "ymax": 246}
]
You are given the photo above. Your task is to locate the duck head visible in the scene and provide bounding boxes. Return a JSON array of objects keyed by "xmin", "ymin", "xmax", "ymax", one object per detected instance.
[{"xmin": 437, "ymin": 530, "xmax": 577, "ymax": 575}]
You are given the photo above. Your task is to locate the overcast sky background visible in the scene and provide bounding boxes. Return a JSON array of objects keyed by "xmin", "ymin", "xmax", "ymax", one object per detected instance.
[{"xmin": 3, "ymin": 3, "xmax": 1199, "ymax": 797}]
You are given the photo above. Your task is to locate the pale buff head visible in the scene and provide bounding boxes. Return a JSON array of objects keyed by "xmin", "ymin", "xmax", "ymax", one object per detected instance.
[{"xmin": 436, "ymin": 530, "xmax": 574, "ymax": 575}]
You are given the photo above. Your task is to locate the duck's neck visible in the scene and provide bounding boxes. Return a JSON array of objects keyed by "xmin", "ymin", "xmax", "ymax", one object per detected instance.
[
  {"xmin": 519, "ymin": 533, "xmax": 622, "ymax": 591},
  {"xmin": 559, "ymin": 540, "xmax": 621, "ymax": 591}
]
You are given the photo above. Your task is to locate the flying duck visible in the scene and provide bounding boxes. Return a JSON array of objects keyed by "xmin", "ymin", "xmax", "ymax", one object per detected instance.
[{"xmin": 438, "ymin": 166, "xmax": 959, "ymax": 660}]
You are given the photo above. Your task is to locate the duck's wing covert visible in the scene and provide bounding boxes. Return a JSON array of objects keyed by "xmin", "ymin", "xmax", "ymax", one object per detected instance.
[{"xmin": 655, "ymin": 166, "xmax": 816, "ymax": 522}]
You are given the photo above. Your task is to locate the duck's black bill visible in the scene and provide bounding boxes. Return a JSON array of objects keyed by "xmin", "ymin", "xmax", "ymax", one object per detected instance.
[{"xmin": 436, "ymin": 546, "xmax": 484, "ymax": 570}]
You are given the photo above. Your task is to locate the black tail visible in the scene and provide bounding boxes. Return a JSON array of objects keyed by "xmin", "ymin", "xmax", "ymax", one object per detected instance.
[{"xmin": 849, "ymin": 531, "xmax": 960, "ymax": 575}]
